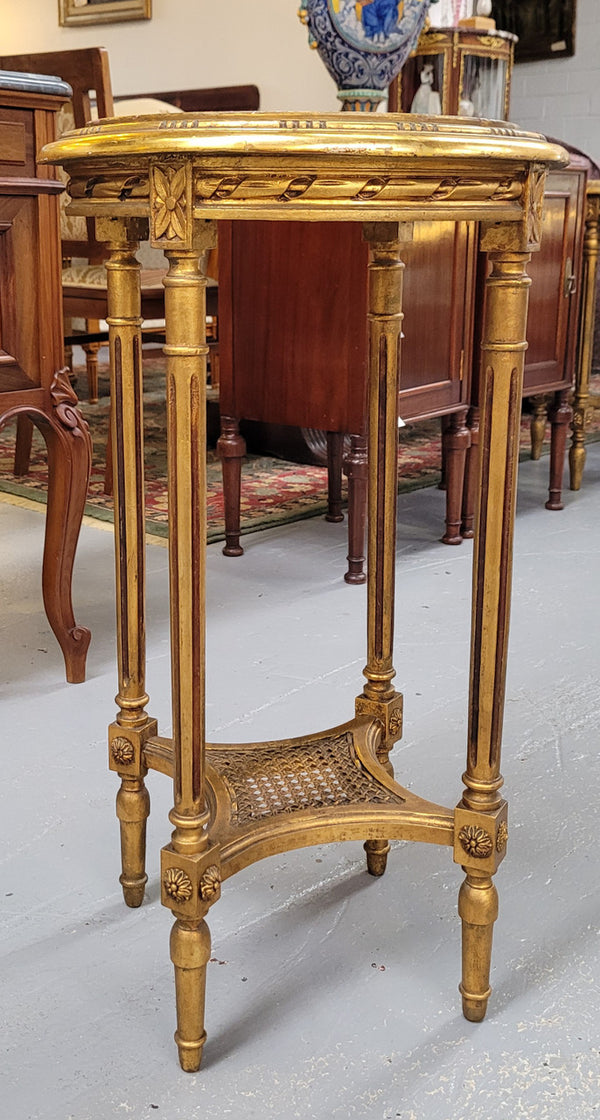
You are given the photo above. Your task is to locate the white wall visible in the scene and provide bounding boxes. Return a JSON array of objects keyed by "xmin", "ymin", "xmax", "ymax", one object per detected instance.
[
  {"xmin": 1, "ymin": 0, "xmax": 599, "ymax": 164},
  {"xmin": 0, "ymin": 0, "xmax": 336, "ymax": 111},
  {"xmin": 508, "ymin": 0, "xmax": 600, "ymax": 168}
]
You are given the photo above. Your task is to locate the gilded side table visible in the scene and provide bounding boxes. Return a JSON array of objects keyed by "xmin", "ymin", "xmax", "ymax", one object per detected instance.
[
  {"xmin": 41, "ymin": 113, "xmax": 565, "ymax": 1071},
  {"xmin": 569, "ymin": 180, "xmax": 600, "ymax": 490}
]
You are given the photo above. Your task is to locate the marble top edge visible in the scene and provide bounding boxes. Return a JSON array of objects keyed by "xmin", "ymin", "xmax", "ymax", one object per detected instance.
[
  {"xmin": 40, "ymin": 111, "xmax": 568, "ymax": 170},
  {"xmin": 0, "ymin": 69, "xmax": 72, "ymax": 98}
]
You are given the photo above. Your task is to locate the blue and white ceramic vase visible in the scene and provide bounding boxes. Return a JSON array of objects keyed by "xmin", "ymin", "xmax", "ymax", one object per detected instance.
[{"xmin": 299, "ymin": 0, "xmax": 433, "ymax": 110}]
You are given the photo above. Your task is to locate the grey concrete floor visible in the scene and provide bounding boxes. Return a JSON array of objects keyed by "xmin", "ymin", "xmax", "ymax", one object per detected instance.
[{"xmin": 1, "ymin": 445, "xmax": 599, "ymax": 1120}]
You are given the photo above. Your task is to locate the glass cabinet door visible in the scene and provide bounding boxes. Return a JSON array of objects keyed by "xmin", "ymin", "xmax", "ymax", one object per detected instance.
[
  {"xmin": 459, "ymin": 53, "xmax": 508, "ymax": 119},
  {"xmin": 403, "ymin": 53, "xmax": 446, "ymax": 115}
]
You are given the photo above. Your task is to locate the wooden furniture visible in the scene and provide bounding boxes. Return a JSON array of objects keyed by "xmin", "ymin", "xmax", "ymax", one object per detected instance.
[
  {"xmin": 0, "ymin": 48, "xmax": 162, "ymax": 404},
  {"xmin": 127, "ymin": 83, "xmax": 259, "ymax": 112},
  {"xmin": 389, "ymin": 24, "xmax": 517, "ymax": 119},
  {"xmin": 218, "ymin": 214, "xmax": 477, "ymax": 575},
  {"xmin": 215, "ymin": 24, "xmax": 587, "ymax": 578},
  {"xmin": 217, "ymin": 156, "xmax": 588, "ymax": 576},
  {"xmin": 0, "ymin": 48, "xmax": 116, "ymax": 402},
  {"xmin": 0, "ymin": 52, "xmax": 259, "ymax": 407},
  {"xmin": 42, "ymin": 109, "xmax": 564, "ymax": 1070},
  {"xmin": 569, "ymin": 180, "xmax": 600, "ymax": 491},
  {"xmin": 0, "ymin": 70, "xmax": 91, "ymax": 682},
  {"xmin": 458, "ymin": 155, "xmax": 588, "ymax": 536}
]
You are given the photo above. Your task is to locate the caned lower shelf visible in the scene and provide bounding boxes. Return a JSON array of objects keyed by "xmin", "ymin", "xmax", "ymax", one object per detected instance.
[{"xmin": 144, "ymin": 717, "xmax": 455, "ymax": 877}]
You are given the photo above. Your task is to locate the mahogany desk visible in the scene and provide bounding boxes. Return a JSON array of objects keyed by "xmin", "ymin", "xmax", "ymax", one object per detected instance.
[
  {"xmin": 42, "ymin": 111, "xmax": 565, "ymax": 1070},
  {"xmin": 0, "ymin": 71, "xmax": 91, "ymax": 682}
]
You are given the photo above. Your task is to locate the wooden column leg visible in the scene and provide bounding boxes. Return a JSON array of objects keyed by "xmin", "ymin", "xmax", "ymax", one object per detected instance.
[
  {"xmin": 441, "ymin": 409, "xmax": 470, "ymax": 545},
  {"xmin": 217, "ymin": 414, "xmax": 245, "ymax": 557},
  {"xmin": 461, "ymin": 405, "xmax": 480, "ymax": 540},
  {"xmin": 325, "ymin": 430, "xmax": 344, "ymax": 523},
  {"xmin": 570, "ymin": 185, "xmax": 600, "ymax": 491},
  {"xmin": 355, "ymin": 221, "xmax": 412, "ymax": 877},
  {"xmin": 99, "ymin": 218, "xmax": 157, "ymax": 909},
  {"xmin": 160, "ymin": 224, "xmax": 221, "ymax": 1073},
  {"xmin": 83, "ymin": 326, "xmax": 101, "ymax": 403},
  {"xmin": 529, "ymin": 394, "xmax": 547, "ymax": 460},
  {"xmin": 13, "ymin": 414, "xmax": 34, "ymax": 475},
  {"xmin": 456, "ymin": 241, "xmax": 531, "ymax": 1021},
  {"xmin": 546, "ymin": 389, "xmax": 572, "ymax": 510},
  {"xmin": 343, "ymin": 433, "xmax": 367, "ymax": 585}
]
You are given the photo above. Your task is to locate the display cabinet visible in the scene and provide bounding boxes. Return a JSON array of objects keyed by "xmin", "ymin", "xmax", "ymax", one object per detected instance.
[{"xmin": 389, "ymin": 25, "xmax": 517, "ymax": 121}]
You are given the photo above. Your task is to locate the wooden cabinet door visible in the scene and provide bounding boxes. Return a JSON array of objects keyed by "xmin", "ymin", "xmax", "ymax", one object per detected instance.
[
  {"xmin": 399, "ymin": 219, "xmax": 475, "ymax": 421},
  {"xmin": 523, "ymin": 167, "xmax": 586, "ymax": 395},
  {"xmin": 218, "ymin": 217, "xmax": 475, "ymax": 437}
]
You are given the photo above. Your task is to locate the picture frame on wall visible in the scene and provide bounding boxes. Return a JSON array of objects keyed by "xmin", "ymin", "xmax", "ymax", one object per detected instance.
[
  {"xmin": 59, "ymin": 0, "xmax": 152, "ymax": 27},
  {"xmin": 491, "ymin": 1, "xmax": 576, "ymax": 62}
]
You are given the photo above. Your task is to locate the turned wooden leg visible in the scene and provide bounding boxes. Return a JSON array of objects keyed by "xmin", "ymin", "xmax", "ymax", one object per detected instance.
[
  {"xmin": 13, "ymin": 414, "xmax": 34, "ymax": 476},
  {"xmin": 438, "ymin": 416, "xmax": 449, "ymax": 490},
  {"xmin": 325, "ymin": 430, "xmax": 344, "ymax": 523},
  {"xmin": 546, "ymin": 389, "xmax": 572, "ymax": 510},
  {"xmin": 570, "ymin": 184, "xmax": 600, "ymax": 490},
  {"xmin": 461, "ymin": 405, "xmax": 480, "ymax": 539},
  {"xmin": 83, "ymin": 328, "xmax": 101, "ymax": 403},
  {"xmin": 570, "ymin": 399, "xmax": 589, "ymax": 492},
  {"xmin": 116, "ymin": 777, "xmax": 150, "ymax": 907},
  {"xmin": 456, "ymin": 238, "xmax": 532, "ymax": 1021},
  {"xmin": 170, "ymin": 919, "xmax": 211, "ymax": 1072},
  {"xmin": 218, "ymin": 414, "xmax": 245, "ymax": 557},
  {"xmin": 161, "ymin": 228, "xmax": 221, "ymax": 1071},
  {"xmin": 458, "ymin": 872, "xmax": 499, "ymax": 1021},
  {"xmin": 529, "ymin": 394, "xmax": 547, "ymax": 460},
  {"xmin": 355, "ymin": 222, "xmax": 410, "ymax": 877},
  {"xmin": 344, "ymin": 433, "xmax": 367, "ymax": 585},
  {"xmin": 441, "ymin": 409, "xmax": 469, "ymax": 545},
  {"xmin": 100, "ymin": 218, "xmax": 158, "ymax": 908}
]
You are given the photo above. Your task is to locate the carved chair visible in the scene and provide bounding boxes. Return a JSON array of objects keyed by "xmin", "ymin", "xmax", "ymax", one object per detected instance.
[{"xmin": 0, "ymin": 50, "xmax": 247, "ymax": 404}]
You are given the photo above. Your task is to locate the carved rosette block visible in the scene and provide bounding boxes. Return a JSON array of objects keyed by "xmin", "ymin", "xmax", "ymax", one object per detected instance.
[
  {"xmin": 164, "ymin": 868, "xmax": 194, "ymax": 904},
  {"xmin": 160, "ymin": 845, "xmax": 222, "ymax": 919},
  {"xmin": 355, "ymin": 693, "xmax": 404, "ymax": 746},
  {"xmin": 150, "ymin": 161, "xmax": 193, "ymax": 249},
  {"xmin": 111, "ymin": 737, "xmax": 135, "ymax": 767},
  {"xmin": 459, "ymin": 825, "xmax": 493, "ymax": 859},
  {"xmin": 108, "ymin": 719, "xmax": 157, "ymax": 776},
  {"xmin": 199, "ymin": 866, "xmax": 221, "ymax": 903},
  {"xmin": 454, "ymin": 803, "xmax": 508, "ymax": 873}
]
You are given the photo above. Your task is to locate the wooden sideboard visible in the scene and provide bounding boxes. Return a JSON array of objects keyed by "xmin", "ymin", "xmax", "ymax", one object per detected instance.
[
  {"xmin": 217, "ymin": 156, "xmax": 588, "ymax": 578},
  {"xmin": 0, "ymin": 72, "xmax": 91, "ymax": 681}
]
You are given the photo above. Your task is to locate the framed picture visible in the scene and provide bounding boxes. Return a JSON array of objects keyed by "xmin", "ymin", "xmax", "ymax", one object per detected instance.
[
  {"xmin": 491, "ymin": 1, "xmax": 576, "ymax": 62},
  {"xmin": 59, "ymin": 0, "xmax": 152, "ymax": 27}
]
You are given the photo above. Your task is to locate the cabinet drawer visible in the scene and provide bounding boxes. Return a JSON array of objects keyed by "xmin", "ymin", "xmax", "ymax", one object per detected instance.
[{"xmin": 0, "ymin": 108, "xmax": 34, "ymax": 175}]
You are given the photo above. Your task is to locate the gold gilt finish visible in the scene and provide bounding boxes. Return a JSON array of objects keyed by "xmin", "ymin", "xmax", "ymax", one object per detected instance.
[
  {"xmin": 569, "ymin": 180, "xmax": 600, "ymax": 490},
  {"xmin": 40, "ymin": 112, "xmax": 566, "ymax": 1071}
]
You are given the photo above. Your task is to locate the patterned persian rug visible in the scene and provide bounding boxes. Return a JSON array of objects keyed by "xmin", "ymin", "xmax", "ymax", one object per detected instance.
[{"xmin": 1, "ymin": 354, "xmax": 599, "ymax": 543}]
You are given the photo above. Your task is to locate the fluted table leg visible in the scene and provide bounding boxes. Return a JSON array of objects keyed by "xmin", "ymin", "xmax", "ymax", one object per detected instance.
[
  {"xmin": 455, "ymin": 241, "xmax": 531, "ymax": 1021},
  {"xmin": 99, "ymin": 218, "xmax": 158, "ymax": 909},
  {"xmin": 356, "ymin": 222, "xmax": 412, "ymax": 876},
  {"xmin": 158, "ymin": 224, "xmax": 222, "ymax": 1073},
  {"xmin": 570, "ymin": 183, "xmax": 600, "ymax": 490}
]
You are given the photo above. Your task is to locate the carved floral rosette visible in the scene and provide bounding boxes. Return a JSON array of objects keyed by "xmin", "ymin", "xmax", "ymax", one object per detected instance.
[{"xmin": 299, "ymin": 0, "xmax": 432, "ymax": 103}]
